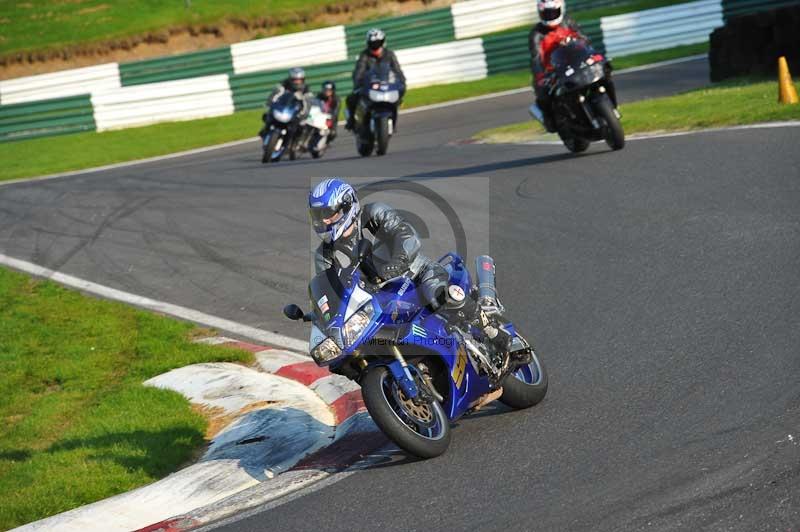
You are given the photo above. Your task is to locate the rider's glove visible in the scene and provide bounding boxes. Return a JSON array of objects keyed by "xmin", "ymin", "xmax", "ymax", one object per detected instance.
[{"xmin": 379, "ymin": 255, "xmax": 408, "ymax": 280}]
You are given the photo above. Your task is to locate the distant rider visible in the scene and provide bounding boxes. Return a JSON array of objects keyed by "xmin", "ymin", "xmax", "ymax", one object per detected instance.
[
  {"xmin": 259, "ymin": 67, "xmax": 312, "ymax": 139},
  {"xmin": 528, "ymin": 0, "xmax": 616, "ymax": 132},
  {"xmin": 308, "ymin": 178, "xmax": 512, "ymax": 355},
  {"xmin": 319, "ymin": 80, "xmax": 341, "ymax": 142},
  {"xmin": 344, "ymin": 29, "xmax": 407, "ymax": 131}
]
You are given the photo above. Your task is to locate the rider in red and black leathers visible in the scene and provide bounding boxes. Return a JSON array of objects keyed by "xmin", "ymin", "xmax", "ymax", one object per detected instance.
[
  {"xmin": 345, "ymin": 28, "xmax": 407, "ymax": 131},
  {"xmin": 529, "ymin": 0, "xmax": 586, "ymax": 133},
  {"xmin": 529, "ymin": 0, "xmax": 617, "ymax": 133},
  {"xmin": 319, "ymin": 80, "xmax": 341, "ymax": 142}
]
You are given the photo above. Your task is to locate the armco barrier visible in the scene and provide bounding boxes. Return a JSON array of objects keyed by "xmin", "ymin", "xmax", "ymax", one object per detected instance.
[
  {"xmin": 231, "ymin": 26, "xmax": 348, "ymax": 75},
  {"xmin": 92, "ymin": 75, "xmax": 234, "ymax": 131},
  {"xmin": 0, "ymin": 94, "xmax": 96, "ymax": 141},
  {"xmin": 345, "ymin": 8, "xmax": 455, "ymax": 58},
  {"xmin": 119, "ymin": 47, "xmax": 234, "ymax": 86},
  {"xmin": 0, "ymin": 63, "xmax": 120, "ymax": 106},
  {"xmin": 230, "ymin": 60, "xmax": 353, "ymax": 111},
  {"xmin": 482, "ymin": 29, "xmax": 530, "ymax": 76},
  {"xmin": 452, "ymin": 0, "xmax": 537, "ymax": 39},
  {"xmin": 397, "ymin": 39, "xmax": 488, "ymax": 88},
  {"xmin": 600, "ymin": 0, "xmax": 723, "ymax": 57}
]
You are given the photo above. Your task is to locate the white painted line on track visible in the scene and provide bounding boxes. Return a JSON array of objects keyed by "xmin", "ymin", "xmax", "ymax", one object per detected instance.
[
  {"xmin": 1, "ymin": 55, "xmax": 710, "ymax": 187},
  {"xmin": 0, "ymin": 252, "xmax": 307, "ymax": 353}
]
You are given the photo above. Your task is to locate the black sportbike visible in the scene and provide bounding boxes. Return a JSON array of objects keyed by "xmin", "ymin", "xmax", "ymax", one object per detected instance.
[
  {"xmin": 261, "ymin": 92, "xmax": 305, "ymax": 163},
  {"xmin": 534, "ymin": 37, "xmax": 624, "ymax": 153},
  {"xmin": 353, "ymin": 63, "xmax": 404, "ymax": 157}
]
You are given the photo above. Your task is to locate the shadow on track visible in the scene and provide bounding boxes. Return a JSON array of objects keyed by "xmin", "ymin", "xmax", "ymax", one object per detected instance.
[{"xmin": 402, "ymin": 151, "xmax": 601, "ymax": 178}]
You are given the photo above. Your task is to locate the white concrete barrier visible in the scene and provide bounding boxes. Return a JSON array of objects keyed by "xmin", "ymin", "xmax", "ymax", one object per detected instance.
[
  {"xmin": 0, "ymin": 63, "xmax": 121, "ymax": 105},
  {"xmin": 601, "ymin": 0, "xmax": 723, "ymax": 57},
  {"xmin": 231, "ymin": 26, "xmax": 348, "ymax": 75},
  {"xmin": 91, "ymin": 74, "xmax": 234, "ymax": 131},
  {"xmin": 397, "ymin": 38, "xmax": 488, "ymax": 88},
  {"xmin": 452, "ymin": 0, "xmax": 537, "ymax": 40}
]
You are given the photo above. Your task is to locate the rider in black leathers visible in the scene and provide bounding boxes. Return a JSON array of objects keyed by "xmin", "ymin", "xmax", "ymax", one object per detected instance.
[
  {"xmin": 345, "ymin": 28, "xmax": 407, "ymax": 131},
  {"xmin": 309, "ymin": 179, "xmax": 512, "ymax": 354}
]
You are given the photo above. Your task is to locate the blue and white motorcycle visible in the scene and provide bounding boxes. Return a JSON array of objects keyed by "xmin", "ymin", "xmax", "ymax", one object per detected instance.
[
  {"xmin": 284, "ymin": 242, "xmax": 547, "ymax": 458},
  {"xmin": 262, "ymin": 91, "xmax": 304, "ymax": 163}
]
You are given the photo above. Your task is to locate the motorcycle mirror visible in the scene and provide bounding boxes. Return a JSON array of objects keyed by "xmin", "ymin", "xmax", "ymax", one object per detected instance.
[
  {"xmin": 283, "ymin": 304, "xmax": 305, "ymax": 321},
  {"xmin": 357, "ymin": 239, "xmax": 373, "ymax": 261}
]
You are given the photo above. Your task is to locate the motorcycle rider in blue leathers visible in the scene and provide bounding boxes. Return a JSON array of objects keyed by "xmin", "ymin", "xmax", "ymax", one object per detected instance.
[{"xmin": 308, "ymin": 178, "xmax": 513, "ymax": 356}]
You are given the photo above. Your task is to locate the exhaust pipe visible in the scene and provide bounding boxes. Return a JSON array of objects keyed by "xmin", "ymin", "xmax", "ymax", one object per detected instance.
[{"xmin": 475, "ymin": 255, "xmax": 498, "ymax": 306}]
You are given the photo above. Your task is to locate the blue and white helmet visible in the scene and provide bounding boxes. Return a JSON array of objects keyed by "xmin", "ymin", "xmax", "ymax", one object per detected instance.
[{"xmin": 309, "ymin": 178, "xmax": 361, "ymax": 244}]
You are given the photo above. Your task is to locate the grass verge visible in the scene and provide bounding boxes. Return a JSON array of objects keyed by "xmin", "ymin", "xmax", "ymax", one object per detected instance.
[
  {"xmin": 3, "ymin": 0, "xmax": 361, "ymax": 57},
  {"xmin": 0, "ymin": 266, "xmax": 253, "ymax": 530},
  {"xmin": 0, "ymin": 47, "xmax": 706, "ymax": 182},
  {"xmin": 474, "ymin": 79, "xmax": 800, "ymax": 144}
]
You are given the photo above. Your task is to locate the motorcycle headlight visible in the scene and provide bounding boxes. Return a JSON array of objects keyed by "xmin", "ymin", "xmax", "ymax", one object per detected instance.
[
  {"xmin": 311, "ymin": 337, "xmax": 342, "ymax": 365},
  {"xmin": 343, "ymin": 307, "xmax": 373, "ymax": 346},
  {"xmin": 273, "ymin": 108, "xmax": 293, "ymax": 122}
]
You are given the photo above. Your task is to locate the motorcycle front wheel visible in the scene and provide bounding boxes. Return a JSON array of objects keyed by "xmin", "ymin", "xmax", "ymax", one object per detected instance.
[
  {"xmin": 262, "ymin": 133, "xmax": 281, "ymax": 163},
  {"xmin": 595, "ymin": 95, "xmax": 625, "ymax": 151},
  {"xmin": 375, "ymin": 116, "xmax": 390, "ymax": 156},
  {"xmin": 361, "ymin": 365, "xmax": 450, "ymax": 458}
]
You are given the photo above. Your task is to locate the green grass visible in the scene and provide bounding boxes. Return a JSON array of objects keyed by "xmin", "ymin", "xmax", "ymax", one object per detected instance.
[
  {"xmin": 572, "ymin": 0, "xmax": 689, "ymax": 22},
  {"xmin": 0, "ymin": 0, "xmax": 348, "ymax": 56},
  {"xmin": 0, "ymin": 266, "xmax": 253, "ymax": 530},
  {"xmin": 0, "ymin": 44, "xmax": 712, "ymax": 182},
  {"xmin": 474, "ymin": 79, "xmax": 800, "ymax": 143},
  {"xmin": 1, "ymin": 0, "xmax": 694, "ymax": 59},
  {"xmin": 611, "ymin": 41, "xmax": 708, "ymax": 69}
]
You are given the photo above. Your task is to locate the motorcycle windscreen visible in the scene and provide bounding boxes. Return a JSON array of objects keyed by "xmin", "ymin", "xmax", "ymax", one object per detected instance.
[
  {"xmin": 550, "ymin": 41, "xmax": 592, "ymax": 74},
  {"xmin": 365, "ymin": 62, "xmax": 399, "ymax": 87},
  {"xmin": 308, "ymin": 267, "xmax": 351, "ymax": 329},
  {"xmin": 551, "ymin": 42, "xmax": 602, "ymax": 89}
]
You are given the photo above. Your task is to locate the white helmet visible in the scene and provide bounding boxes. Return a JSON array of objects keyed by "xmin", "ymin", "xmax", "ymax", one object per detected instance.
[{"xmin": 537, "ymin": 0, "xmax": 564, "ymax": 27}]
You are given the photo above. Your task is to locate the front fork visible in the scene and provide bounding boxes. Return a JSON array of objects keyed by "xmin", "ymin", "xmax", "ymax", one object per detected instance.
[{"xmin": 387, "ymin": 345, "xmax": 419, "ymax": 399}]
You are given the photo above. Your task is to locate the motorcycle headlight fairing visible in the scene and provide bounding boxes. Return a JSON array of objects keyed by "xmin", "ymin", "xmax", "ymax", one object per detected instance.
[
  {"xmin": 273, "ymin": 108, "xmax": 295, "ymax": 122},
  {"xmin": 311, "ymin": 337, "xmax": 342, "ymax": 365},
  {"xmin": 343, "ymin": 305, "xmax": 374, "ymax": 347},
  {"xmin": 369, "ymin": 90, "xmax": 399, "ymax": 103}
]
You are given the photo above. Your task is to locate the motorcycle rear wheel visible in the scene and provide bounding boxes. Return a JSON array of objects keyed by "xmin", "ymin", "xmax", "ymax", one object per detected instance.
[
  {"xmin": 361, "ymin": 365, "xmax": 451, "ymax": 458},
  {"xmin": 357, "ymin": 134, "xmax": 374, "ymax": 157},
  {"xmin": 500, "ymin": 346, "xmax": 548, "ymax": 409},
  {"xmin": 558, "ymin": 129, "xmax": 590, "ymax": 153}
]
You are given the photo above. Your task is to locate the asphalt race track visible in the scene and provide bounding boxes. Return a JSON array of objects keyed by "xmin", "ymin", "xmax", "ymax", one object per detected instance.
[{"xmin": 2, "ymin": 56, "xmax": 799, "ymax": 530}]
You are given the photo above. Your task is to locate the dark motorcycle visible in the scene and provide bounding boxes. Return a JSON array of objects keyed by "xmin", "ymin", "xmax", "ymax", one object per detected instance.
[
  {"xmin": 262, "ymin": 92, "xmax": 304, "ymax": 163},
  {"xmin": 354, "ymin": 63, "xmax": 404, "ymax": 157},
  {"xmin": 532, "ymin": 37, "xmax": 624, "ymax": 153}
]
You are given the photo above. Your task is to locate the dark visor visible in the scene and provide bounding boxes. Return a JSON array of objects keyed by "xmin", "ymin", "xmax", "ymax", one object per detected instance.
[
  {"xmin": 540, "ymin": 7, "xmax": 561, "ymax": 21},
  {"xmin": 310, "ymin": 205, "xmax": 341, "ymax": 232}
]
